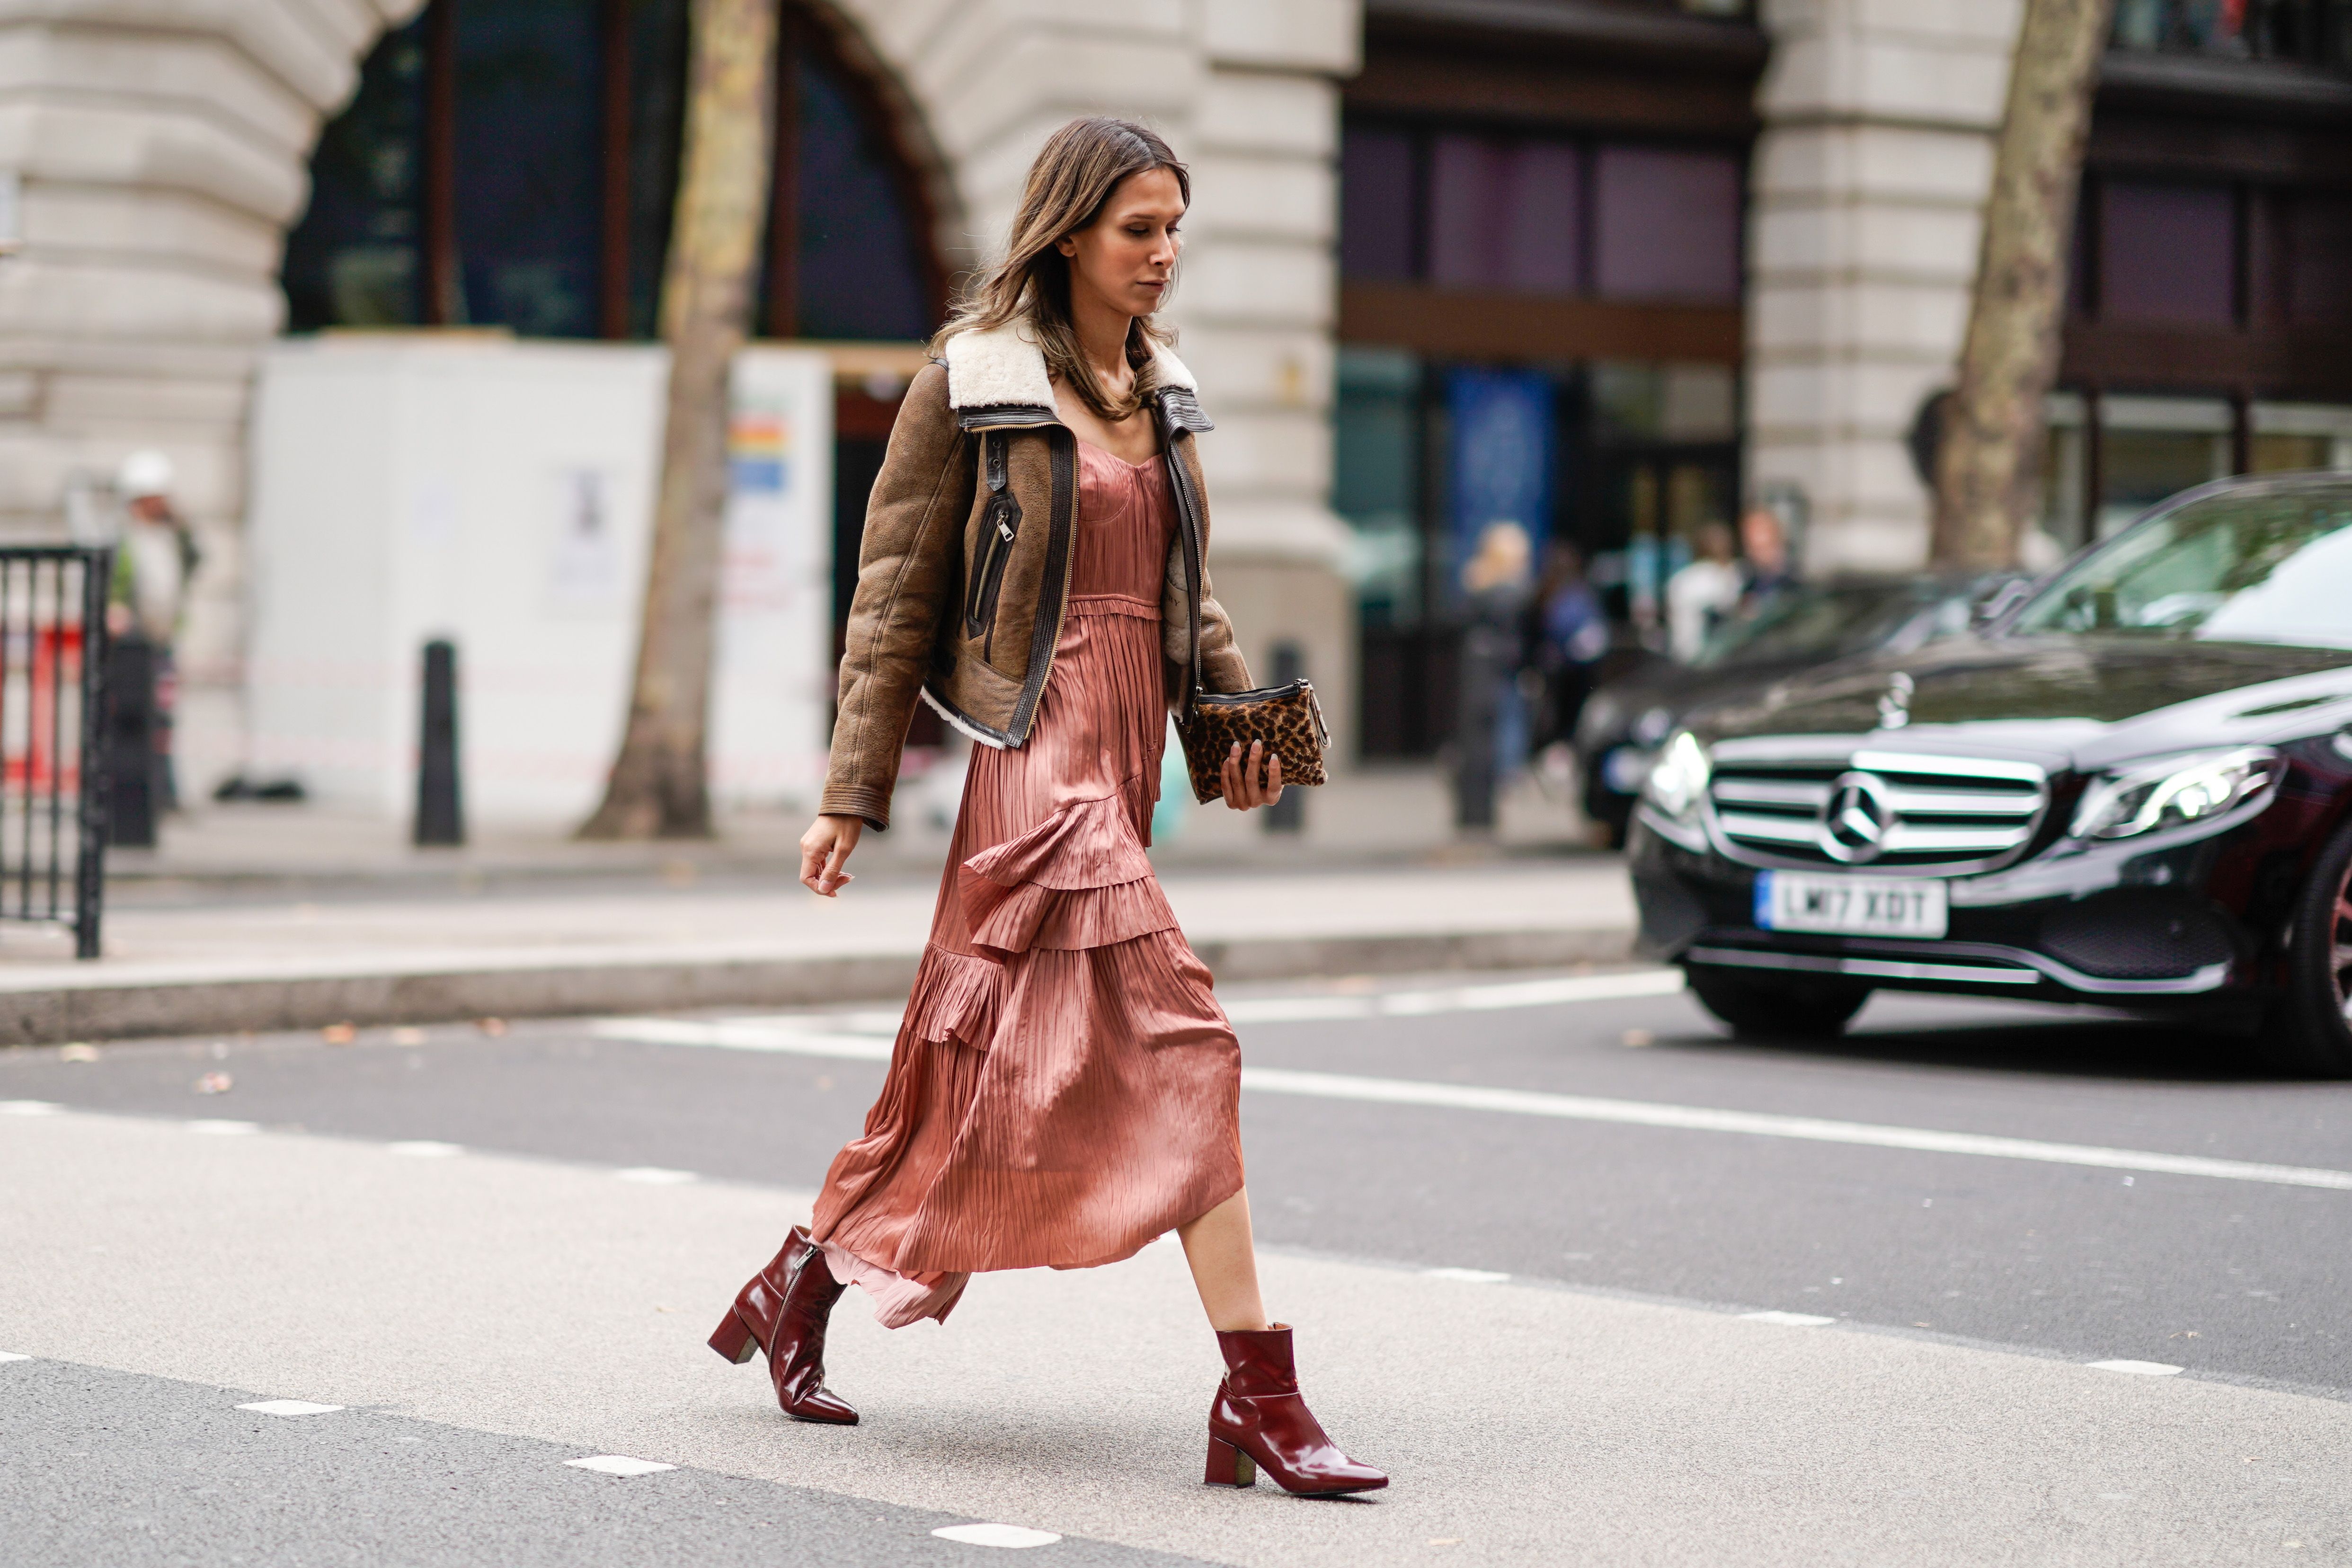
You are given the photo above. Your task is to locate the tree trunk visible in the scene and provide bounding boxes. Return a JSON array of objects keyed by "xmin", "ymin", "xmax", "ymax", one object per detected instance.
[
  {"xmin": 1931, "ymin": 0, "xmax": 2115, "ymax": 568},
  {"xmin": 578, "ymin": 0, "xmax": 779, "ymax": 839}
]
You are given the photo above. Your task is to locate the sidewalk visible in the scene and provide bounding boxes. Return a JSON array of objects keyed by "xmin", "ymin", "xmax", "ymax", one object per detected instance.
[{"xmin": 0, "ymin": 765, "xmax": 1635, "ymax": 1044}]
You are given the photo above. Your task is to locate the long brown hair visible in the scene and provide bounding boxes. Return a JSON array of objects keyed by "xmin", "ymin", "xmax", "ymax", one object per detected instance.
[{"xmin": 934, "ymin": 117, "xmax": 1189, "ymax": 422}]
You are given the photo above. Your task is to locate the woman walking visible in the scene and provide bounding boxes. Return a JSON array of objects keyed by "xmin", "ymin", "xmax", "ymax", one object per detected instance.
[{"xmin": 709, "ymin": 117, "xmax": 1386, "ymax": 1499}]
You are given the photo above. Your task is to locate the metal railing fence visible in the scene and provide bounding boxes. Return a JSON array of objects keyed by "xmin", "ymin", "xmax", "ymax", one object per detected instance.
[{"xmin": 0, "ymin": 547, "xmax": 111, "ymax": 958}]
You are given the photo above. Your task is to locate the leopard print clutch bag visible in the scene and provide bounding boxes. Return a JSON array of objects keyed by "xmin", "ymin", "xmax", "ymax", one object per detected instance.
[{"xmin": 1175, "ymin": 680, "xmax": 1330, "ymax": 804}]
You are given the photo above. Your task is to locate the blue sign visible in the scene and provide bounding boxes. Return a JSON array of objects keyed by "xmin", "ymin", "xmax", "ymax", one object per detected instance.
[{"xmin": 1446, "ymin": 368, "xmax": 1553, "ymax": 585}]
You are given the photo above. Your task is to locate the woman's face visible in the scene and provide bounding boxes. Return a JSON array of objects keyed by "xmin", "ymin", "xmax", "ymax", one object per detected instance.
[{"xmin": 1056, "ymin": 167, "xmax": 1184, "ymax": 321}]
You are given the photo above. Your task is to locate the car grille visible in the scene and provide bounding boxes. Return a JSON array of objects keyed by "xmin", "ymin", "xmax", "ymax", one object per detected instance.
[{"xmin": 1705, "ymin": 744, "xmax": 2049, "ymax": 874}]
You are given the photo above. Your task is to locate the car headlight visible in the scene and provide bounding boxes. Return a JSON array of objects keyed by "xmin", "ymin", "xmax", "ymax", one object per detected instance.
[
  {"xmin": 2069, "ymin": 746, "xmax": 2277, "ymax": 841},
  {"xmin": 1642, "ymin": 730, "xmax": 1712, "ymax": 822}
]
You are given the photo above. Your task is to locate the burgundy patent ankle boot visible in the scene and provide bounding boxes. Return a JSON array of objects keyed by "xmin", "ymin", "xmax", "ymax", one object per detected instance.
[
  {"xmin": 1204, "ymin": 1325, "xmax": 1386, "ymax": 1496},
  {"xmin": 708, "ymin": 1226, "xmax": 858, "ymax": 1425}
]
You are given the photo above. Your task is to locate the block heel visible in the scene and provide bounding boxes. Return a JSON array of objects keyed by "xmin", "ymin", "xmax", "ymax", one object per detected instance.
[
  {"xmin": 708, "ymin": 1308, "xmax": 758, "ymax": 1365},
  {"xmin": 1205, "ymin": 1435, "xmax": 1256, "ymax": 1488}
]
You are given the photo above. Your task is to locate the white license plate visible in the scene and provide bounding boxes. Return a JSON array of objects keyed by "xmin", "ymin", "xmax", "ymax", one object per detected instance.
[{"xmin": 1755, "ymin": 870, "xmax": 1947, "ymax": 939}]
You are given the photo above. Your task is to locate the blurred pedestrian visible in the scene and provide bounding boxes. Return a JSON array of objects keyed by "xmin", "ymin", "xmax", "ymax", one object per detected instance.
[
  {"xmin": 1528, "ymin": 539, "xmax": 1608, "ymax": 752},
  {"xmin": 721, "ymin": 118, "xmax": 1385, "ymax": 1499},
  {"xmin": 1665, "ymin": 521, "xmax": 1741, "ymax": 662},
  {"xmin": 1455, "ymin": 520, "xmax": 1533, "ymax": 831},
  {"xmin": 112, "ymin": 450, "xmax": 200, "ymax": 811},
  {"xmin": 1739, "ymin": 505, "xmax": 1794, "ymax": 606}
]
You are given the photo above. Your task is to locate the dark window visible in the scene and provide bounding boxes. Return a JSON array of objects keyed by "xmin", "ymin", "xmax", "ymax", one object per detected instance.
[
  {"xmin": 1592, "ymin": 146, "xmax": 1742, "ymax": 303},
  {"xmin": 281, "ymin": 21, "xmax": 427, "ymax": 330},
  {"xmin": 1344, "ymin": 120, "xmax": 1739, "ymax": 302},
  {"xmin": 624, "ymin": 0, "xmax": 690, "ymax": 339},
  {"xmin": 1427, "ymin": 133, "xmax": 1583, "ymax": 294},
  {"xmin": 2100, "ymin": 180, "xmax": 2236, "ymax": 326},
  {"xmin": 453, "ymin": 0, "xmax": 604, "ymax": 337},
  {"xmin": 1340, "ymin": 126, "xmax": 1416, "ymax": 282},
  {"xmin": 2288, "ymin": 191, "xmax": 2352, "ymax": 325},
  {"xmin": 784, "ymin": 53, "xmax": 931, "ymax": 341}
]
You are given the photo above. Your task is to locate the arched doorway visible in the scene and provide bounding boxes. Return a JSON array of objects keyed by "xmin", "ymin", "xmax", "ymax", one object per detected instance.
[{"xmin": 280, "ymin": 0, "xmax": 949, "ymax": 345}]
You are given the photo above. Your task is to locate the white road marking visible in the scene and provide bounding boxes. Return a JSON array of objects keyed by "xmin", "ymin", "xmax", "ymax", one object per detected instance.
[
  {"xmin": 187, "ymin": 1120, "xmax": 260, "ymax": 1136},
  {"xmin": 595, "ymin": 968, "xmax": 1689, "ymax": 1052},
  {"xmin": 1424, "ymin": 1267, "xmax": 1511, "ymax": 1284},
  {"xmin": 388, "ymin": 1141, "xmax": 463, "ymax": 1158},
  {"xmin": 932, "ymin": 1523, "xmax": 1064, "ymax": 1549},
  {"xmin": 0, "ymin": 1100, "xmax": 59, "ymax": 1116},
  {"xmin": 238, "ymin": 1400, "xmax": 345, "ymax": 1416},
  {"xmin": 1236, "ymin": 1067, "xmax": 2352, "ymax": 1194},
  {"xmin": 0, "ymin": 1351, "xmax": 30, "ymax": 1363},
  {"xmin": 565, "ymin": 1454, "xmax": 676, "ymax": 1476},
  {"xmin": 595, "ymin": 1009, "xmax": 2352, "ymax": 1196},
  {"xmin": 614, "ymin": 1167, "xmax": 698, "ymax": 1185},
  {"xmin": 1741, "ymin": 1311, "xmax": 1837, "ymax": 1327},
  {"xmin": 2088, "ymin": 1360, "xmax": 2184, "ymax": 1376},
  {"xmin": 591, "ymin": 1019, "xmax": 892, "ymax": 1060}
]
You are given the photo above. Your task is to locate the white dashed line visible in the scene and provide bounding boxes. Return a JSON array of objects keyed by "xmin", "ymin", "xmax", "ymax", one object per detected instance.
[
  {"xmin": 1424, "ymin": 1267, "xmax": 1511, "ymax": 1284},
  {"xmin": 0, "ymin": 1100, "xmax": 59, "ymax": 1116},
  {"xmin": 187, "ymin": 1120, "xmax": 260, "ymax": 1136},
  {"xmin": 388, "ymin": 1141, "xmax": 463, "ymax": 1158},
  {"xmin": 565, "ymin": 1455, "xmax": 676, "ymax": 1476},
  {"xmin": 0, "ymin": 1351, "xmax": 31, "ymax": 1363},
  {"xmin": 1741, "ymin": 1311, "xmax": 1837, "ymax": 1327},
  {"xmin": 614, "ymin": 1167, "xmax": 699, "ymax": 1185},
  {"xmin": 932, "ymin": 1524, "xmax": 1064, "ymax": 1549},
  {"xmin": 238, "ymin": 1400, "xmax": 346, "ymax": 1416},
  {"xmin": 2088, "ymin": 1360, "xmax": 2183, "ymax": 1376}
]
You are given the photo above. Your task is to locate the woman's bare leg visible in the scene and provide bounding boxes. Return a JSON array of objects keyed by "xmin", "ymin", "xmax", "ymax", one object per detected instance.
[{"xmin": 1178, "ymin": 1188, "xmax": 1271, "ymax": 1332}]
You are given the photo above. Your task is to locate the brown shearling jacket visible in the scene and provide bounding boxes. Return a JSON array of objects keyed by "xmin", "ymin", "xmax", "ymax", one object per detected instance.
[{"xmin": 819, "ymin": 320, "xmax": 1253, "ymax": 830}]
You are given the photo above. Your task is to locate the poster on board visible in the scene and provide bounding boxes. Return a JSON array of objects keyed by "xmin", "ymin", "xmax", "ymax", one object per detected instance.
[{"xmin": 711, "ymin": 347, "xmax": 834, "ymax": 811}]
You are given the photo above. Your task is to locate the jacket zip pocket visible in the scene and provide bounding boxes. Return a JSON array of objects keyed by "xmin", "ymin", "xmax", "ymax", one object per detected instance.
[{"xmin": 962, "ymin": 433, "xmax": 1022, "ymax": 656}]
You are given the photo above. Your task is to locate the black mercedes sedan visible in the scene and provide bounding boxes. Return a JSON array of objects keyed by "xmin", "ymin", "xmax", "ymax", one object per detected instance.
[{"xmin": 1628, "ymin": 471, "xmax": 2352, "ymax": 1075}]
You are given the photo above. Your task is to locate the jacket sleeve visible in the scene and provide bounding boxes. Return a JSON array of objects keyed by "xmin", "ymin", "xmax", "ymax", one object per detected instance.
[
  {"xmin": 819, "ymin": 363, "xmax": 973, "ymax": 829},
  {"xmin": 1195, "ymin": 566, "xmax": 1252, "ymax": 694}
]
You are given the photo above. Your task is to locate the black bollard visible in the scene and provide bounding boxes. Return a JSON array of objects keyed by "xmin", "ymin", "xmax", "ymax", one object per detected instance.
[
  {"xmin": 414, "ymin": 638, "xmax": 463, "ymax": 846},
  {"xmin": 1263, "ymin": 641, "xmax": 1306, "ymax": 835},
  {"xmin": 103, "ymin": 633, "xmax": 157, "ymax": 849}
]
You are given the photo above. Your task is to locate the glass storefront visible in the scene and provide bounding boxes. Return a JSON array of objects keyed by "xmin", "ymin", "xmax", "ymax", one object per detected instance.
[{"xmin": 1336, "ymin": 350, "xmax": 1739, "ymax": 755}]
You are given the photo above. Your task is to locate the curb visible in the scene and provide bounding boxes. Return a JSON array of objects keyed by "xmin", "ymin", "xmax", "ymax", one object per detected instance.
[{"xmin": 0, "ymin": 927, "xmax": 1633, "ymax": 1046}]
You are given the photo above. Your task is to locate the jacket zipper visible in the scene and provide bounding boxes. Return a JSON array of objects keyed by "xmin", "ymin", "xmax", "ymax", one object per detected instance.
[
  {"xmin": 972, "ymin": 502, "xmax": 1016, "ymax": 659},
  {"xmin": 963, "ymin": 432, "xmax": 1023, "ymax": 656}
]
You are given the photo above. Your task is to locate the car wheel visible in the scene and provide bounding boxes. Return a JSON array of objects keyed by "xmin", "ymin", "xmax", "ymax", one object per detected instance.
[
  {"xmin": 1687, "ymin": 966, "xmax": 1871, "ymax": 1040},
  {"xmin": 2277, "ymin": 815, "xmax": 2352, "ymax": 1078}
]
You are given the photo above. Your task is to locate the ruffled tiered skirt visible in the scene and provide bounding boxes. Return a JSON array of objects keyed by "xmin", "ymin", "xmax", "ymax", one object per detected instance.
[{"xmin": 809, "ymin": 591, "xmax": 1244, "ymax": 1328}]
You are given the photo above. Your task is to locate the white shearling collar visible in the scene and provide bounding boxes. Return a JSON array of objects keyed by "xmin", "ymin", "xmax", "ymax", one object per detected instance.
[{"xmin": 942, "ymin": 317, "xmax": 1197, "ymax": 411}]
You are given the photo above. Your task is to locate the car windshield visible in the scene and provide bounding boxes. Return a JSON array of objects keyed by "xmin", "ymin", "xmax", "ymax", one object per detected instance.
[
  {"xmin": 2010, "ymin": 484, "xmax": 2352, "ymax": 650},
  {"xmin": 1692, "ymin": 582, "xmax": 1953, "ymax": 670}
]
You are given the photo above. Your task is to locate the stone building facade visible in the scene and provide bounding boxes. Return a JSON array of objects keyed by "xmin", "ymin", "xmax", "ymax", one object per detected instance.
[{"xmin": 2, "ymin": 0, "xmax": 2346, "ymax": 801}]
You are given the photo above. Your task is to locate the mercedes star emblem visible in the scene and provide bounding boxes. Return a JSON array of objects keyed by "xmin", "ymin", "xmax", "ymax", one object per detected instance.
[{"xmin": 1820, "ymin": 771, "xmax": 1894, "ymax": 863}]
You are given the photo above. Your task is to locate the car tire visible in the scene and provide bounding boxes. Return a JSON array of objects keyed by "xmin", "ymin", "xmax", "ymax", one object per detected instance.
[
  {"xmin": 1687, "ymin": 966, "xmax": 1872, "ymax": 1040},
  {"xmin": 2275, "ymin": 815, "xmax": 2352, "ymax": 1078}
]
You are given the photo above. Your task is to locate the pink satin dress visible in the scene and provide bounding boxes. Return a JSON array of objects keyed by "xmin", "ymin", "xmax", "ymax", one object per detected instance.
[{"xmin": 809, "ymin": 441, "xmax": 1245, "ymax": 1328}]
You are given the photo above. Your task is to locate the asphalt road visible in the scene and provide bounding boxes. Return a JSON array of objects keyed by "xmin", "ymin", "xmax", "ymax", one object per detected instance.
[{"xmin": 5, "ymin": 971, "xmax": 2351, "ymax": 1564}]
